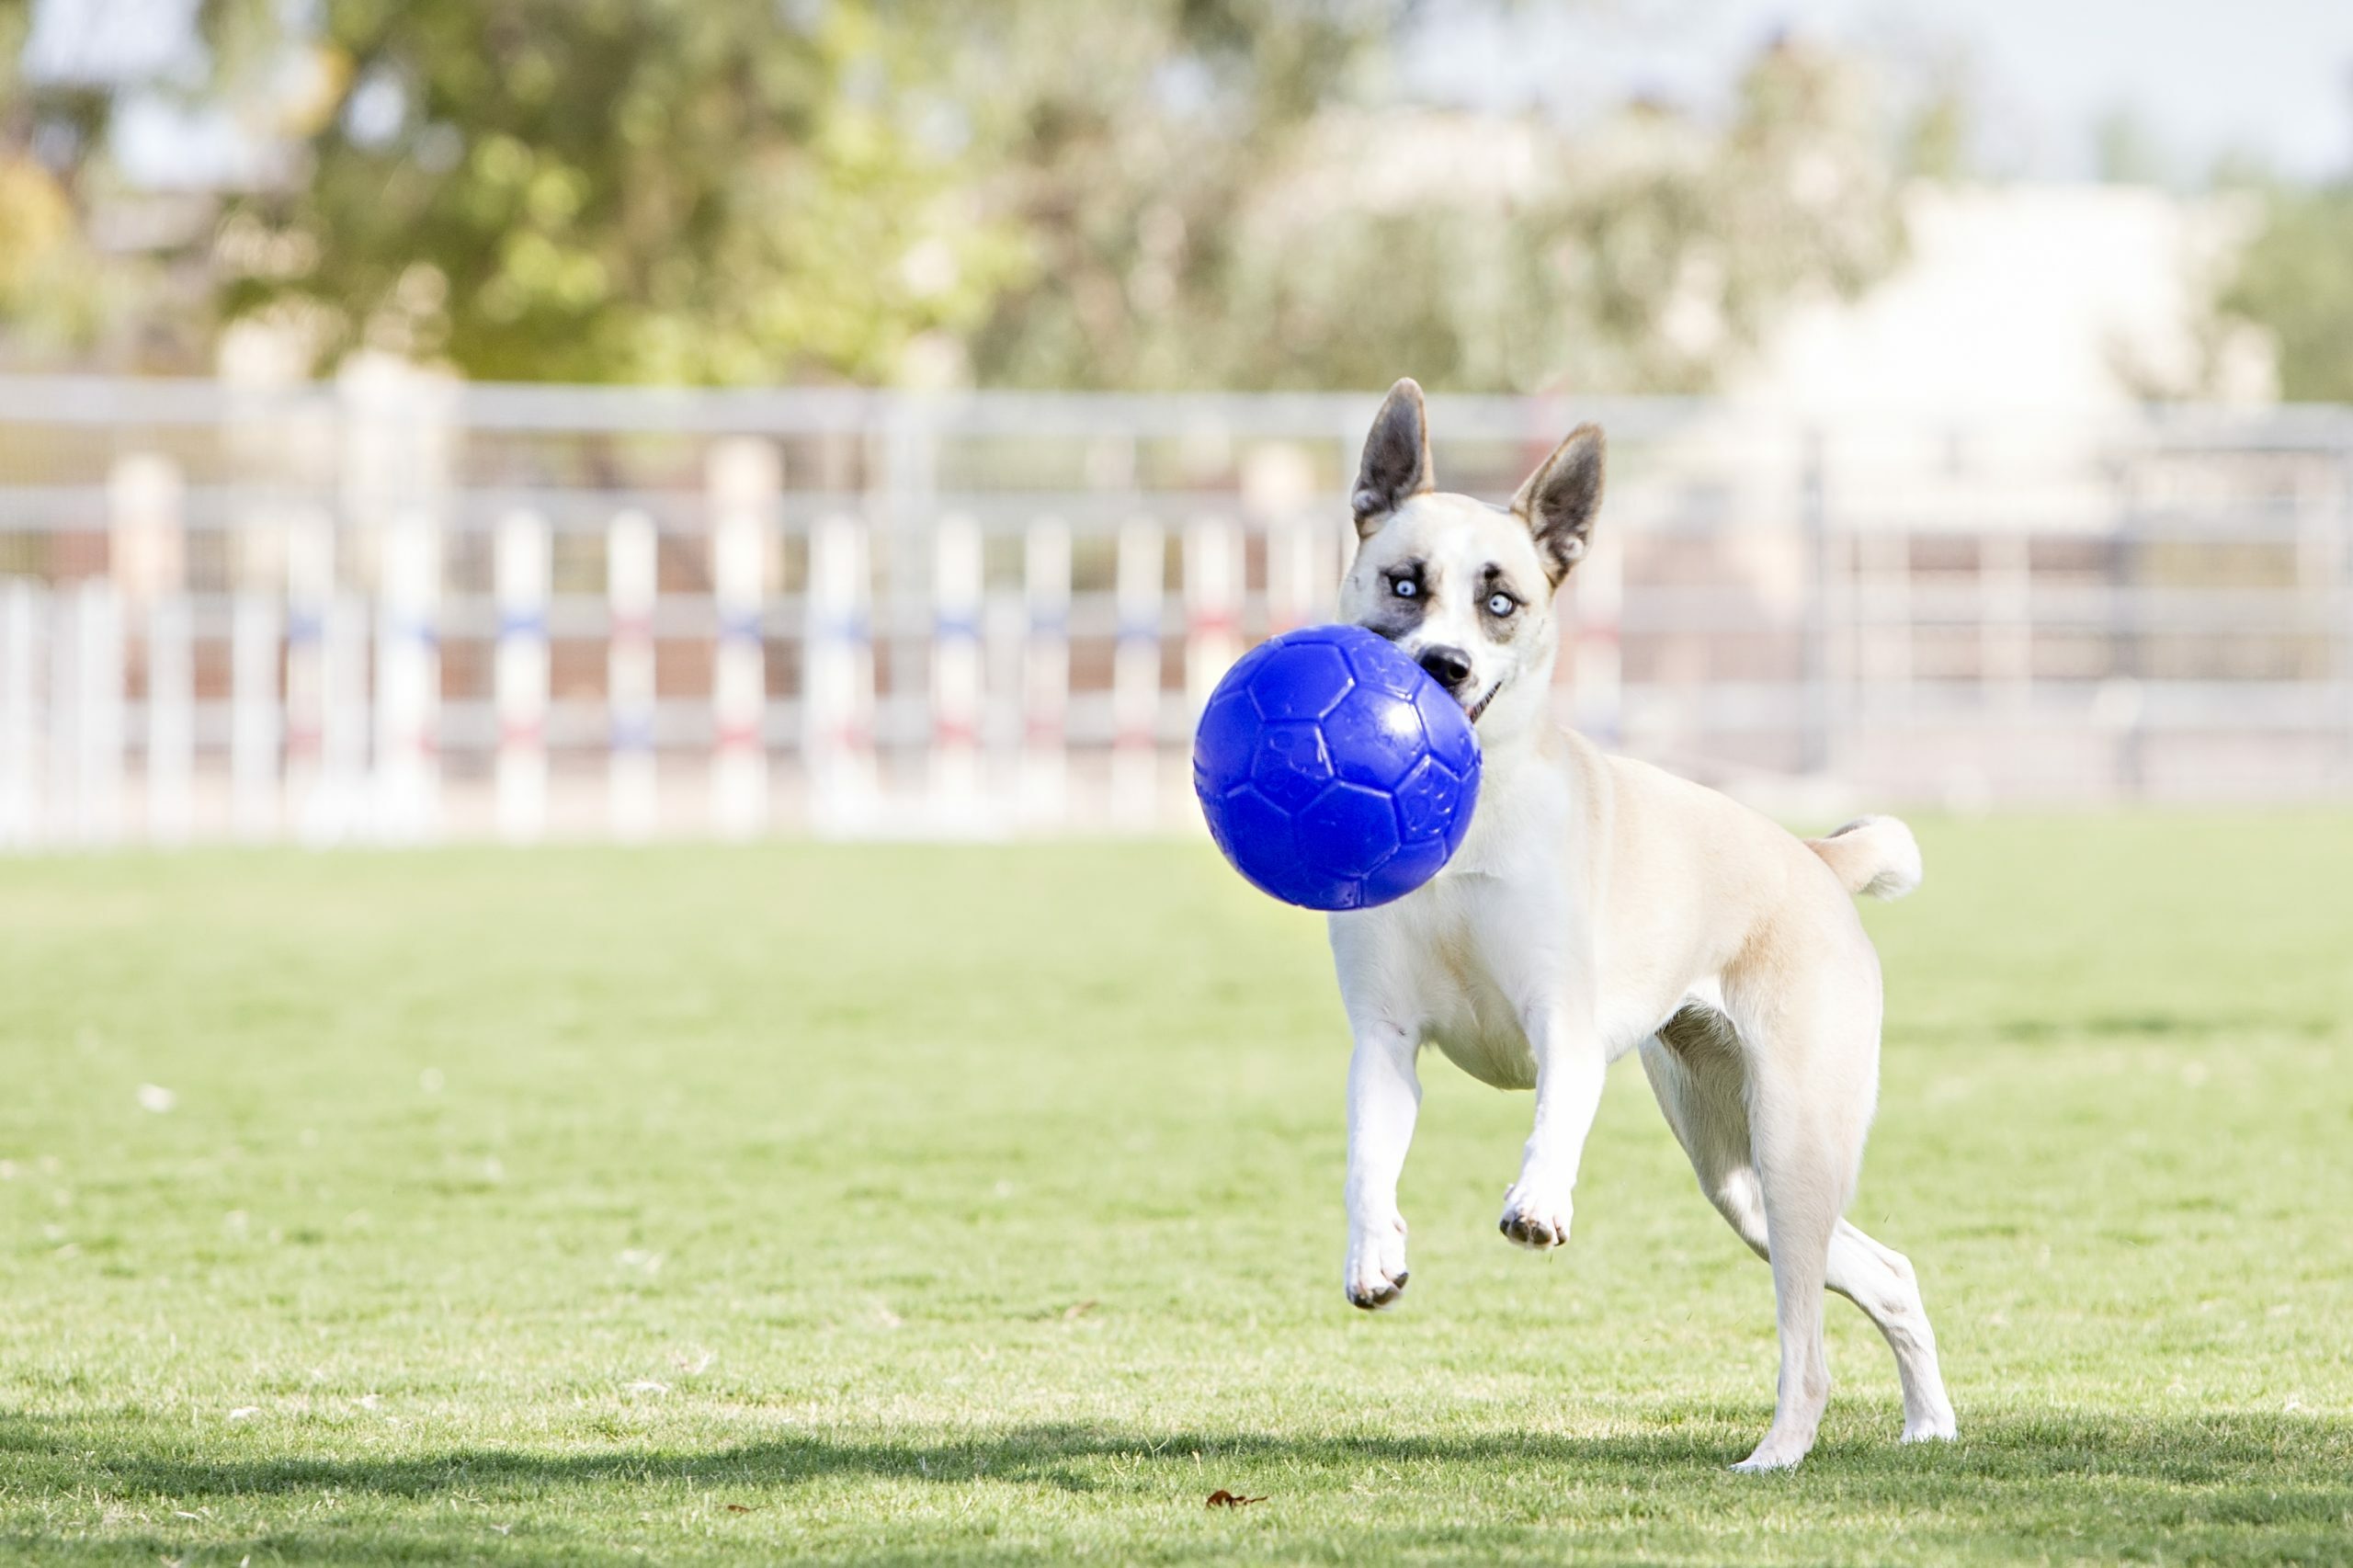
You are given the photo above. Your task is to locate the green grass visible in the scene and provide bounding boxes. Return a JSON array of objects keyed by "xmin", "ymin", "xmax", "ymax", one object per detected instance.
[{"xmin": 1, "ymin": 814, "xmax": 2349, "ymax": 1564}]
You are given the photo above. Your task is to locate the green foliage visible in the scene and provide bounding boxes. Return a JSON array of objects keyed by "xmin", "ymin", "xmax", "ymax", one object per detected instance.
[
  {"xmin": 0, "ymin": 6, "xmax": 157, "ymax": 367},
  {"xmin": 14, "ymin": 2, "xmax": 1908, "ymax": 392},
  {"xmin": 2220, "ymin": 182, "xmax": 2353, "ymax": 403},
  {"xmin": 1, "ymin": 818, "xmax": 2350, "ymax": 1561},
  {"xmin": 218, "ymin": 0, "xmax": 1024, "ymax": 383}
]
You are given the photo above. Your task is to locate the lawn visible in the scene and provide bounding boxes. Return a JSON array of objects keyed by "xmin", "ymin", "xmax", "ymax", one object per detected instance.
[{"xmin": 1, "ymin": 814, "xmax": 2349, "ymax": 1564}]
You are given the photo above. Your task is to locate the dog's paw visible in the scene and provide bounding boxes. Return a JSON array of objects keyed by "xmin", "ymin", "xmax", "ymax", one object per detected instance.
[
  {"xmin": 1730, "ymin": 1438, "xmax": 1812, "ymax": 1472},
  {"xmin": 1901, "ymin": 1413, "xmax": 1959, "ymax": 1444},
  {"xmin": 1344, "ymin": 1212, "xmax": 1410, "ymax": 1311},
  {"xmin": 1497, "ymin": 1177, "xmax": 1572, "ymax": 1251}
]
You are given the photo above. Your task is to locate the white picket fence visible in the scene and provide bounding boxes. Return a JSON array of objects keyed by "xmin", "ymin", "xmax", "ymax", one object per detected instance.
[{"xmin": 2, "ymin": 374, "xmax": 2350, "ymax": 848}]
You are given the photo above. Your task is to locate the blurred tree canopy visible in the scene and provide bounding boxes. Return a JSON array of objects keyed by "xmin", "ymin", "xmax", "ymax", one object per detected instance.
[
  {"xmin": 8, "ymin": 0, "xmax": 1909, "ymax": 393},
  {"xmin": 0, "ymin": 3, "xmax": 188, "ymax": 368},
  {"xmin": 958, "ymin": 24, "xmax": 1904, "ymax": 393},
  {"xmin": 2219, "ymin": 183, "xmax": 2353, "ymax": 404},
  {"xmin": 210, "ymin": 0, "xmax": 1025, "ymax": 383}
]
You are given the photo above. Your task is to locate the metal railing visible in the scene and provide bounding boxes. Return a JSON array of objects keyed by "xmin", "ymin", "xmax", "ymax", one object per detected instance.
[{"xmin": 2, "ymin": 371, "xmax": 2349, "ymax": 847}]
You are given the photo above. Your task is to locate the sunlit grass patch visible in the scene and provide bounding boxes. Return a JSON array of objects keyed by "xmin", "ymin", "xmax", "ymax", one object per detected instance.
[{"xmin": 2, "ymin": 814, "xmax": 2348, "ymax": 1563}]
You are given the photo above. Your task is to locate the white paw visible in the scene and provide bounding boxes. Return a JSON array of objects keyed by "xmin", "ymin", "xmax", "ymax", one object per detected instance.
[
  {"xmin": 1730, "ymin": 1440, "xmax": 1811, "ymax": 1472},
  {"xmin": 1496, "ymin": 1176, "xmax": 1572, "ymax": 1251},
  {"xmin": 1902, "ymin": 1414, "xmax": 1958, "ymax": 1444},
  {"xmin": 1344, "ymin": 1212, "xmax": 1410, "ymax": 1311}
]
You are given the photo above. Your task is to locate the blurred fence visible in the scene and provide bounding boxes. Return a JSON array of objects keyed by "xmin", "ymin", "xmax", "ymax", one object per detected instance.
[{"xmin": 1, "ymin": 370, "xmax": 2350, "ymax": 849}]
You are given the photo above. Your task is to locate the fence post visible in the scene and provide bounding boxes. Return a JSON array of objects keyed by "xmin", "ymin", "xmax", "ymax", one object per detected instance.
[
  {"xmin": 1983, "ymin": 529, "xmax": 2033, "ymax": 706},
  {"xmin": 709, "ymin": 439, "xmax": 776, "ymax": 839},
  {"xmin": 0, "ymin": 581, "xmax": 42, "ymax": 847},
  {"xmin": 283, "ymin": 510, "xmax": 333, "ymax": 839},
  {"xmin": 314, "ymin": 585, "xmax": 369, "ymax": 846},
  {"xmin": 45, "ymin": 585, "xmax": 73, "ymax": 842},
  {"xmin": 376, "ymin": 509, "xmax": 441, "ymax": 842},
  {"xmin": 930, "ymin": 511, "xmax": 984, "ymax": 820},
  {"xmin": 1019, "ymin": 517, "xmax": 1071, "ymax": 826},
  {"xmin": 495, "ymin": 508, "xmax": 551, "ymax": 844},
  {"xmin": 804, "ymin": 511, "xmax": 876, "ymax": 834},
  {"xmin": 1247, "ymin": 444, "xmax": 1323, "ymax": 634},
  {"xmin": 73, "ymin": 580, "xmax": 126, "ymax": 846},
  {"xmin": 1112, "ymin": 517, "xmax": 1165, "ymax": 827},
  {"xmin": 607, "ymin": 508, "xmax": 660, "ymax": 841},
  {"xmin": 146, "ymin": 595, "xmax": 193, "ymax": 846},
  {"xmin": 1797, "ymin": 428, "xmax": 1828, "ymax": 775},
  {"xmin": 230, "ymin": 586, "xmax": 280, "ymax": 843},
  {"xmin": 1861, "ymin": 528, "xmax": 1912, "ymax": 718},
  {"xmin": 1184, "ymin": 514, "xmax": 1243, "ymax": 717},
  {"xmin": 109, "ymin": 453, "xmax": 184, "ymax": 605},
  {"xmin": 110, "ymin": 454, "xmax": 189, "ymax": 845}
]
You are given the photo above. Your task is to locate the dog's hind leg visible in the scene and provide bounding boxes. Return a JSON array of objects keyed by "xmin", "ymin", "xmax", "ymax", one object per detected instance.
[
  {"xmin": 1827, "ymin": 1220, "xmax": 1956, "ymax": 1442},
  {"xmin": 1643, "ymin": 1012, "xmax": 1957, "ymax": 1457},
  {"xmin": 1730, "ymin": 1003, "xmax": 1847, "ymax": 1471},
  {"xmin": 1641, "ymin": 1012, "xmax": 1770, "ymax": 1256},
  {"xmin": 1643, "ymin": 1010, "xmax": 1831, "ymax": 1471}
]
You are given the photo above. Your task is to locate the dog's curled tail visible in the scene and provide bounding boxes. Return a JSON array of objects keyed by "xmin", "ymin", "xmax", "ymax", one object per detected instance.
[{"xmin": 1806, "ymin": 815, "xmax": 1923, "ymax": 901}]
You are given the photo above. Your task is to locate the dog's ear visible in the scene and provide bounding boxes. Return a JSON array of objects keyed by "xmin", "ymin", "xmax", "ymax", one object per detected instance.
[
  {"xmin": 1351, "ymin": 378, "xmax": 1434, "ymax": 537},
  {"xmin": 1511, "ymin": 423, "xmax": 1606, "ymax": 585}
]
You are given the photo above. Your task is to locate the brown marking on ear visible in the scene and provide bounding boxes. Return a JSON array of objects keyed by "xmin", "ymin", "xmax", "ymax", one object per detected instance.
[
  {"xmin": 1352, "ymin": 378, "xmax": 1434, "ymax": 538},
  {"xmin": 1510, "ymin": 423, "xmax": 1606, "ymax": 584}
]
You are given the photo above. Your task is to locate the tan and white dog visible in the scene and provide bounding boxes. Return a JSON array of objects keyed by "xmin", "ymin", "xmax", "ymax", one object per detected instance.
[{"xmin": 1329, "ymin": 379, "xmax": 1956, "ymax": 1471}]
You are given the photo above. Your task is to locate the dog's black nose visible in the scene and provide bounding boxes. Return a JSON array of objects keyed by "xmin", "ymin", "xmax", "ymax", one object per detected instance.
[{"xmin": 1417, "ymin": 645, "xmax": 1473, "ymax": 690}]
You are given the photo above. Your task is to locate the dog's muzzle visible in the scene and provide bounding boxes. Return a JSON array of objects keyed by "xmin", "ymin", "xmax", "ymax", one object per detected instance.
[{"xmin": 1415, "ymin": 645, "xmax": 1474, "ymax": 691}]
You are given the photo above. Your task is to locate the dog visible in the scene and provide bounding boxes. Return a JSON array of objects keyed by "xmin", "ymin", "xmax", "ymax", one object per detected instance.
[{"xmin": 1328, "ymin": 378, "xmax": 1957, "ymax": 1471}]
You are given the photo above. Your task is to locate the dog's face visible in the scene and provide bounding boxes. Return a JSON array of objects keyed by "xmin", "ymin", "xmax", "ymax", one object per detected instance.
[{"xmin": 1336, "ymin": 379, "xmax": 1606, "ymax": 750}]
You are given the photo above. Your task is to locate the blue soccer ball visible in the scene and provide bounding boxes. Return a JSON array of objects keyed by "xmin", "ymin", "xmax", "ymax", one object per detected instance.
[{"xmin": 1193, "ymin": 624, "xmax": 1482, "ymax": 911}]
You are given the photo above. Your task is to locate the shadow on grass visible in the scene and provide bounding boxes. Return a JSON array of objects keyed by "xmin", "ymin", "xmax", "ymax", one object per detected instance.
[
  {"xmin": 3, "ymin": 1405, "xmax": 2347, "ymax": 1495},
  {"xmin": 5, "ymin": 1409, "xmax": 2348, "ymax": 1563}
]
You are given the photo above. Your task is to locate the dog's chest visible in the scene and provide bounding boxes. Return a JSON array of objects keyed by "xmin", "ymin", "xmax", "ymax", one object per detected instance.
[
  {"xmin": 1422, "ymin": 961, "xmax": 1538, "ymax": 1091},
  {"xmin": 1389, "ymin": 881, "xmax": 1545, "ymax": 1091}
]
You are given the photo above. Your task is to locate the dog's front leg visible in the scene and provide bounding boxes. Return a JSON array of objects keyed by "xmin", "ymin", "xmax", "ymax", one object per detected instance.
[
  {"xmin": 1497, "ymin": 1002, "xmax": 1607, "ymax": 1251},
  {"xmin": 1343, "ymin": 1022, "xmax": 1419, "ymax": 1309}
]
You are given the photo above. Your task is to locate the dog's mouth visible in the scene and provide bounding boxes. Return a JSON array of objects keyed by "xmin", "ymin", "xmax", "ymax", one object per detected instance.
[{"xmin": 1463, "ymin": 679, "xmax": 1502, "ymax": 725}]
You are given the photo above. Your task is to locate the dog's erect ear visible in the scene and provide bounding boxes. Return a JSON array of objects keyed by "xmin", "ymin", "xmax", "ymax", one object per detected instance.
[
  {"xmin": 1351, "ymin": 378, "xmax": 1434, "ymax": 537},
  {"xmin": 1511, "ymin": 423, "xmax": 1606, "ymax": 584}
]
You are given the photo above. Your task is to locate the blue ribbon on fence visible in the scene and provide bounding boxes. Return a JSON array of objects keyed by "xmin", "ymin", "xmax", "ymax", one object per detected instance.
[{"xmin": 498, "ymin": 610, "xmax": 548, "ymax": 640}]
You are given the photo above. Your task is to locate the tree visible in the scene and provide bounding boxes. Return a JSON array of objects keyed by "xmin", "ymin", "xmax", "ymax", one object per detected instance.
[
  {"xmin": 217, "ymin": 0, "xmax": 1024, "ymax": 384},
  {"xmin": 2219, "ymin": 182, "xmax": 2353, "ymax": 403},
  {"xmin": 935, "ymin": 0, "xmax": 1412, "ymax": 390},
  {"xmin": 956, "ymin": 29, "xmax": 1906, "ymax": 394},
  {"xmin": 0, "ymin": 2, "xmax": 191, "ymax": 369},
  {"xmin": 10, "ymin": 0, "xmax": 1910, "ymax": 394}
]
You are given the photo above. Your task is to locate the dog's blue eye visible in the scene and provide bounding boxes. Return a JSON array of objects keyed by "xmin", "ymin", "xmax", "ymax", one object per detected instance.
[
  {"xmin": 1392, "ymin": 579, "xmax": 1417, "ymax": 598},
  {"xmin": 1486, "ymin": 593, "xmax": 1515, "ymax": 617}
]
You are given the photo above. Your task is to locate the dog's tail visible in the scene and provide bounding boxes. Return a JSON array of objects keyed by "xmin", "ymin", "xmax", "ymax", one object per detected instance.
[{"xmin": 1805, "ymin": 815, "xmax": 1923, "ymax": 901}]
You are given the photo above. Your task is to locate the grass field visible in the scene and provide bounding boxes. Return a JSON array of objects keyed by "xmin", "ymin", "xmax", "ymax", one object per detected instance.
[{"xmin": 2, "ymin": 814, "xmax": 2349, "ymax": 1564}]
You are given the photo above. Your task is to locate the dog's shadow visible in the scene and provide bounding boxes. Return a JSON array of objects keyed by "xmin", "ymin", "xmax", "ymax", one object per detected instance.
[
  {"xmin": 5, "ymin": 1408, "xmax": 2347, "ymax": 1560},
  {"xmin": 6, "ymin": 1405, "xmax": 2346, "ymax": 1494}
]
